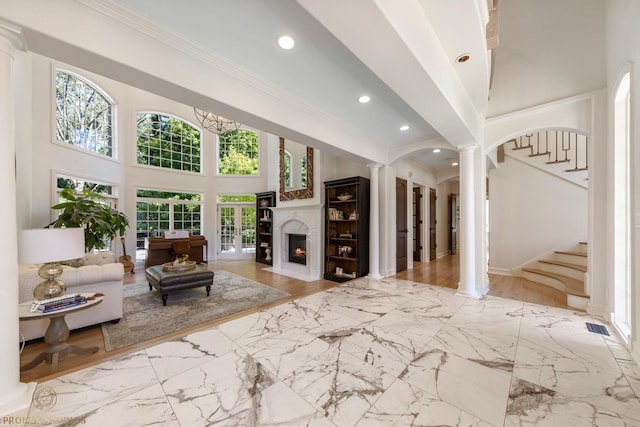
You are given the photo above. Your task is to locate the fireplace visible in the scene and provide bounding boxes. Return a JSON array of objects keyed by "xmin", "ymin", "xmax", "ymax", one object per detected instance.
[
  {"xmin": 288, "ymin": 234, "xmax": 307, "ymax": 265},
  {"xmin": 269, "ymin": 204, "xmax": 322, "ymax": 282}
]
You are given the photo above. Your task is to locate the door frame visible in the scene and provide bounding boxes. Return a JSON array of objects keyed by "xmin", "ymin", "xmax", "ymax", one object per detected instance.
[
  {"xmin": 396, "ymin": 177, "xmax": 408, "ymax": 272},
  {"xmin": 217, "ymin": 203, "xmax": 256, "ymax": 260}
]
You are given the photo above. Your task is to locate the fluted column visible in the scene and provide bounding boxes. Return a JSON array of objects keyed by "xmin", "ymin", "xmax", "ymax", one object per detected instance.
[
  {"xmin": 0, "ymin": 22, "xmax": 36, "ymax": 417},
  {"xmin": 457, "ymin": 145, "xmax": 480, "ymax": 298},
  {"xmin": 367, "ymin": 163, "xmax": 383, "ymax": 279}
]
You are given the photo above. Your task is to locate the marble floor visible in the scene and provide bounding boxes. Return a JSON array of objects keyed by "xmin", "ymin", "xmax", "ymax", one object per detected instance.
[{"xmin": 11, "ymin": 276, "xmax": 640, "ymax": 426}]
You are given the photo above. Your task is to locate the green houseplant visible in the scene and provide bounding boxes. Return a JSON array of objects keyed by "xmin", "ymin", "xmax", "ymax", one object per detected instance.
[{"xmin": 48, "ymin": 188, "xmax": 130, "ymax": 253}]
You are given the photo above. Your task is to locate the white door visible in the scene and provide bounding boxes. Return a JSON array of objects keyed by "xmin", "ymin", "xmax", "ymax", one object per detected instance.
[{"xmin": 218, "ymin": 205, "xmax": 256, "ymax": 259}]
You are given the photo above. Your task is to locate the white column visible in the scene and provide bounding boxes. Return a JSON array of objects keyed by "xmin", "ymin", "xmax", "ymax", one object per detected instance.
[
  {"xmin": 0, "ymin": 23, "xmax": 36, "ymax": 416},
  {"xmin": 475, "ymin": 148, "xmax": 489, "ymax": 295},
  {"xmin": 368, "ymin": 163, "xmax": 383, "ymax": 279},
  {"xmin": 457, "ymin": 145, "xmax": 480, "ymax": 298}
]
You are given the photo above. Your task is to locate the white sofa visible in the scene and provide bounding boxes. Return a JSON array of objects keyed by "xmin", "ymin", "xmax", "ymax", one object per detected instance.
[{"xmin": 19, "ymin": 252, "xmax": 124, "ymax": 341}]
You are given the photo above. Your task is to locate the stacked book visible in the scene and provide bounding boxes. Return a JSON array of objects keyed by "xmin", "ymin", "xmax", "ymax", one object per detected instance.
[
  {"xmin": 328, "ymin": 208, "xmax": 344, "ymax": 220},
  {"xmin": 33, "ymin": 294, "xmax": 88, "ymax": 313}
]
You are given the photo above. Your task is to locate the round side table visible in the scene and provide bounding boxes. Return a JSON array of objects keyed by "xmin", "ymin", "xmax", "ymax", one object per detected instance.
[{"xmin": 19, "ymin": 294, "xmax": 103, "ymax": 374}]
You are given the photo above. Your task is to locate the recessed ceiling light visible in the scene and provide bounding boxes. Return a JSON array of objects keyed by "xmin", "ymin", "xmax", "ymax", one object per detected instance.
[
  {"xmin": 456, "ymin": 53, "xmax": 471, "ymax": 63},
  {"xmin": 277, "ymin": 35, "xmax": 295, "ymax": 50},
  {"xmin": 433, "ymin": 148, "xmax": 441, "ymax": 153},
  {"xmin": 400, "ymin": 125, "xmax": 409, "ymax": 131},
  {"xmin": 452, "ymin": 162, "xmax": 459, "ymax": 166},
  {"xmin": 358, "ymin": 95, "xmax": 370, "ymax": 104}
]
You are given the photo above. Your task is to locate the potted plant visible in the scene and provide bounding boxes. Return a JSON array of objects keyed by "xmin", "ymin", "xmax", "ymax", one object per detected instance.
[{"xmin": 48, "ymin": 188, "xmax": 130, "ymax": 253}]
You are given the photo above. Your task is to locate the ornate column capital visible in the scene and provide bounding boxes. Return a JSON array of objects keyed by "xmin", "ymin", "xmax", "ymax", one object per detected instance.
[{"xmin": 457, "ymin": 144, "xmax": 477, "ymax": 153}]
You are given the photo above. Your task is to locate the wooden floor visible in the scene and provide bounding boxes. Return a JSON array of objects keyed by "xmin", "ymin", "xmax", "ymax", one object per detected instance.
[{"xmin": 19, "ymin": 256, "xmax": 568, "ymax": 384}]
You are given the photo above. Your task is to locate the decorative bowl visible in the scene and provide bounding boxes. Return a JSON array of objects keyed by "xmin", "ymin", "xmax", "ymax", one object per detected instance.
[{"xmin": 337, "ymin": 194, "xmax": 353, "ymax": 201}]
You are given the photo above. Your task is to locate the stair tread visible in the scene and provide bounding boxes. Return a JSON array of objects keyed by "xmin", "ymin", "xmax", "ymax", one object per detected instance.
[
  {"xmin": 538, "ymin": 259, "xmax": 587, "ymax": 272},
  {"xmin": 522, "ymin": 268, "xmax": 588, "ymax": 297},
  {"xmin": 554, "ymin": 250, "xmax": 587, "ymax": 257}
]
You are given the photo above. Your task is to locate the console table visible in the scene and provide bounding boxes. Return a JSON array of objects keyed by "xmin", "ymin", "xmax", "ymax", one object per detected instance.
[
  {"xmin": 19, "ymin": 294, "xmax": 103, "ymax": 374},
  {"xmin": 144, "ymin": 235, "xmax": 208, "ymax": 268}
]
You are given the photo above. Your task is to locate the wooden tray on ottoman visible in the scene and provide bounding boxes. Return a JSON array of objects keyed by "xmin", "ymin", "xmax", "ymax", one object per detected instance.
[{"xmin": 162, "ymin": 261, "xmax": 196, "ymax": 272}]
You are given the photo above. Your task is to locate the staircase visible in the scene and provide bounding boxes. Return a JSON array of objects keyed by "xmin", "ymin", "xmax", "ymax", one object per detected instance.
[
  {"xmin": 500, "ymin": 130, "xmax": 588, "ymax": 189},
  {"xmin": 521, "ymin": 242, "xmax": 589, "ymax": 310}
]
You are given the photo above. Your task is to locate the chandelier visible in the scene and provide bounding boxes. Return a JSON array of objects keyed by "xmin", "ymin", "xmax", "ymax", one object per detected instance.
[{"xmin": 193, "ymin": 108, "xmax": 241, "ymax": 135}]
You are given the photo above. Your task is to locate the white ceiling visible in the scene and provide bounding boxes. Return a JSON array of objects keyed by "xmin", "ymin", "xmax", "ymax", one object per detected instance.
[
  {"xmin": 114, "ymin": 0, "xmax": 491, "ymax": 172},
  {"xmin": 1, "ymin": 0, "xmax": 607, "ymax": 175}
]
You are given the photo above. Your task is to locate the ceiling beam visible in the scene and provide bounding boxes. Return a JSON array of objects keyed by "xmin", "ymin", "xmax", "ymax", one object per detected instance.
[{"xmin": 298, "ymin": 0, "xmax": 486, "ymax": 148}]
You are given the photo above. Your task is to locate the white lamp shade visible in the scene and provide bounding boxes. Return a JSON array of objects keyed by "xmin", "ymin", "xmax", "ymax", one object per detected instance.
[{"xmin": 18, "ymin": 228, "xmax": 85, "ymax": 264}]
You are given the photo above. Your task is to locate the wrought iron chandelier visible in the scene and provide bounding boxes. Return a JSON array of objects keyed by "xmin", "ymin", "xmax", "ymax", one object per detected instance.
[{"xmin": 193, "ymin": 108, "xmax": 241, "ymax": 135}]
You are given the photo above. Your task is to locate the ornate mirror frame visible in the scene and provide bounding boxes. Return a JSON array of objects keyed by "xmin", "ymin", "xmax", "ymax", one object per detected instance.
[{"xmin": 279, "ymin": 137, "xmax": 314, "ymax": 201}]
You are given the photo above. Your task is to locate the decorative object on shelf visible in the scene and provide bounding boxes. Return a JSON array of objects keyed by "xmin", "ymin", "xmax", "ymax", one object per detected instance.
[
  {"xmin": 18, "ymin": 227, "xmax": 85, "ymax": 300},
  {"xmin": 48, "ymin": 188, "xmax": 130, "ymax": 253},
  {"xmin": 338, "ymin": 245, "xmax": 353, "ymax": 257},
  {"xmin": 349, "ymin": 211, "xmax": 358, "ymax": 220},
  {"xmin": 337, "ymin": 193, "xmax": 353, "ymax": 201},
  {"xmin": 339, "ymin": 233, "xmax": 353, "ymax": 238},
  {"xmin": 265, "ymin": 247, "xmax": 272, "ymax": 261},
  {"xmin": 260, "ymin": 199, "xmax": 270, "ymax": 207},
  {"xmin": 193, "ymin": 108, "xmax": 240, "ymax": 135}
]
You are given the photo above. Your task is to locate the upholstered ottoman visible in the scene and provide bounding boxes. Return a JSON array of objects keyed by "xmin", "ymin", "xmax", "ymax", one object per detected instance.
[{"xmin": 145, "ymin": 265, "xmax": 214, "ymax": 306}]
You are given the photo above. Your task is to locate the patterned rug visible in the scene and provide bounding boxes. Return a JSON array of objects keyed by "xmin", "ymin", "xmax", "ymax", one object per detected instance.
[{"xmin": 101, "ymin": 270, "xmax": 290, "ymax": 351}]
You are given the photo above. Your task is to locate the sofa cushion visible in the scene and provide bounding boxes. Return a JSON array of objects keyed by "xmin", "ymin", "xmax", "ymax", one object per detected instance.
[{"xmin": 82, "ymin": 251, "xmax": 116, "ymax": 265}]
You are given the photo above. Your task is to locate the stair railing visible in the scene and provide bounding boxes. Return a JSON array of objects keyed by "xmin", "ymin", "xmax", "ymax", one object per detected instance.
[{"xmin": 508, "ymin": 130, "xmax": 588, "ymax": 173}]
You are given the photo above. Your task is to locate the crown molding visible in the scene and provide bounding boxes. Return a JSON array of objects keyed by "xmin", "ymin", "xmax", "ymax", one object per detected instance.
[{"xmin": 0, "ymin": 18, "xmax": 27, "ymax": 53}]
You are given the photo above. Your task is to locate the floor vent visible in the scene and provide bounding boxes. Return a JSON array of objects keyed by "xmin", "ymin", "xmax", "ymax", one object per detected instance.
[{"xmin": 586, "ymin": 322, "xmax": 609, "ymax": 336}]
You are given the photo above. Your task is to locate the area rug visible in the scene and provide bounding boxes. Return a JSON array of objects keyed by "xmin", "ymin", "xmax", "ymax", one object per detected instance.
[{"xmin": 101, "ymin": 270, "xmax": 290, "ymax": 351}]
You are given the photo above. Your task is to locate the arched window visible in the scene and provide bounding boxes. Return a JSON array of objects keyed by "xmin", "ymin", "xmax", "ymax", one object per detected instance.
[
  {"xmin": 55, "ymin": 70, "xmax": 114, "ymax": 156},
  {"xmin": 217, "ymin": 129, "xmax": 259, "ymax": 175},
  {"xmin": 136, "ymin": 113, "xmax": 202, "ymax": 172}
]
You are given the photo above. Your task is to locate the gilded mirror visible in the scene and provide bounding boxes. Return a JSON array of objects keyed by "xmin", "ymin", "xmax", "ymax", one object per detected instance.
[{"xmin": 279, "ymin": 137, "xmax": 313, "ymax": 201}]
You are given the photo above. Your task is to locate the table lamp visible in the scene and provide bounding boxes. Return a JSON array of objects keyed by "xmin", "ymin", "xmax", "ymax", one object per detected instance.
[{"xmin": 18, "ymin": 227, "xmax": 85, "ymax": 300}]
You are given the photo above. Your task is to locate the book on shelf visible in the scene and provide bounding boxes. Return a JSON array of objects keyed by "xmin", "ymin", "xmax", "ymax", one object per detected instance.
[{"xmin": 328, "ymin": 208, "xmax": 344, "ymax": 220}]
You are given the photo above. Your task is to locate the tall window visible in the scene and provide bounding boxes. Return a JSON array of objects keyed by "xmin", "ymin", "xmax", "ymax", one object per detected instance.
[
  {"xmin": 217, "ymin": 129, "xmax": 259, "ymax": 175},
  {"xmin": 55, "ymin": 71, "xmax": 113, "ymax": 156},
  {"xmin": 135, "ymin": 189, "xmax": 202, "ymax": 251},
  {"xmin": 137, "ymin": 113, "xmax": 202, "ymax": 172},
  {"xmin": 613, "ymin": 71, "xmax": 631, "ymax": 343},
  {"xmin": 56, "ymin": 174, "xmax": 116, "ymax": 251}
]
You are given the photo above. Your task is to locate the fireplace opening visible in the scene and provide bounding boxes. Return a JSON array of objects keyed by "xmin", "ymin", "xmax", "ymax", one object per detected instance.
[{"xmin": 288, "ymin": 234, "xmax": 307, "ymax": 265}]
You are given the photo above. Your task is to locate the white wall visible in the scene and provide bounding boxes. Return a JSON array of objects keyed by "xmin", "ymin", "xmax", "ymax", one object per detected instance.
[
  {"xmin": 15, "ymin": 53, "xmax": 273, "ymax": 261},
  {"xmin": 489, "ymin": 156, "xmax": 587, "ymax": 270}
]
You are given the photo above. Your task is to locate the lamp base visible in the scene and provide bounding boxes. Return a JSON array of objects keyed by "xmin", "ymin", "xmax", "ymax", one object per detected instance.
[{"xmin": 33, "ymin": 263, "xmax": 67, "ymax": 301}]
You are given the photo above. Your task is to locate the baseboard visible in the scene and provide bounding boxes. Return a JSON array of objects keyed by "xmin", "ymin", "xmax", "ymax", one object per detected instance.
[
  {"xmin": 488, "ymin": 267, "xmax": 512, "ymax": 276},
  {"xmin": 586, "ymin": 303, "xmax": 607, "ymax": 317}
]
